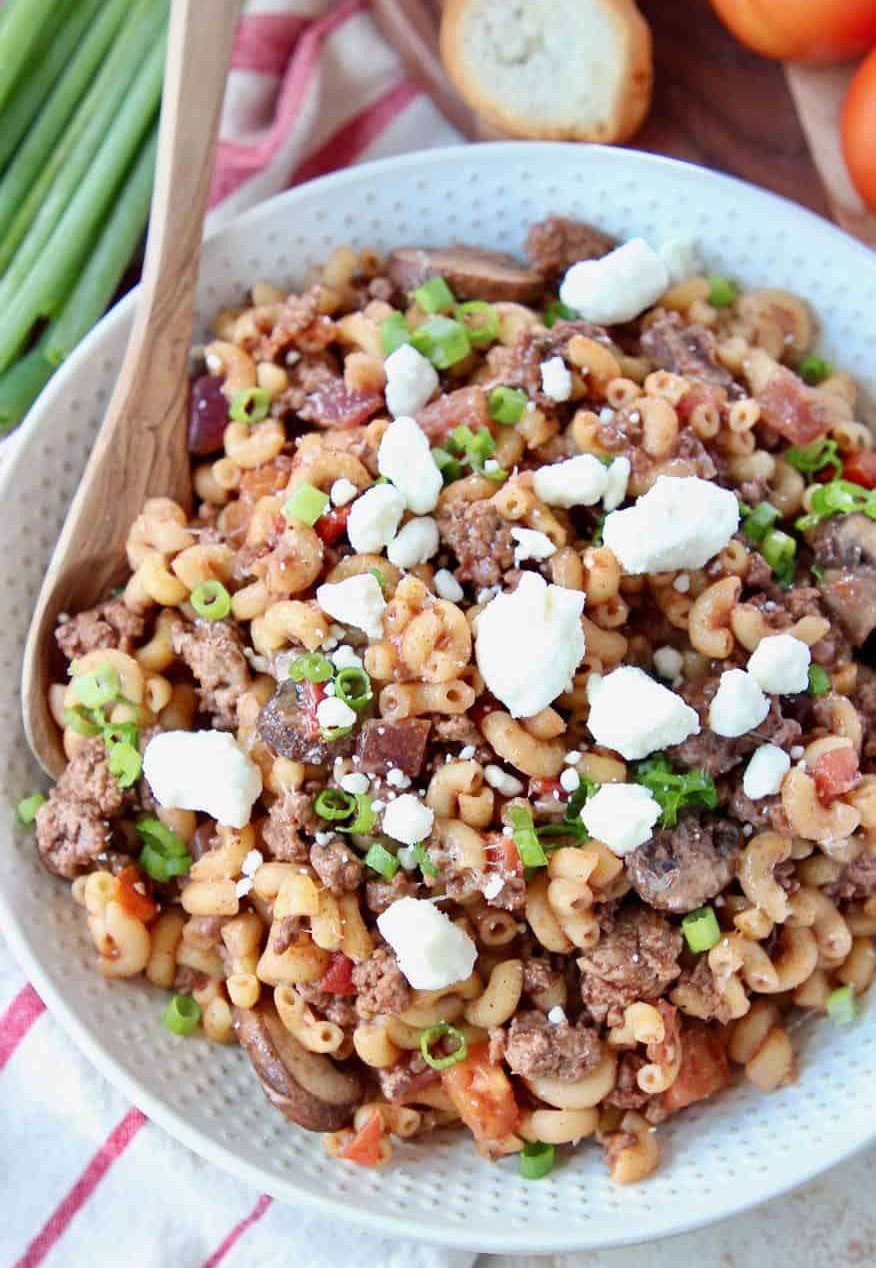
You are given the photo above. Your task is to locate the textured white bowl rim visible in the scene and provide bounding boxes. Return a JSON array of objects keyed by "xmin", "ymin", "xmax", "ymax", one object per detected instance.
[{"xmin": 2, "ymin": 142, "xmax": 875, "ymax": 1254}]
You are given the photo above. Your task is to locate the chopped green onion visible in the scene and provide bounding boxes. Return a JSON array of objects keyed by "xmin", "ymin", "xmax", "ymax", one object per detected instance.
[
  {"xmin": 363, "ymin": 842, "xmax": 400, "ymax": 880},
  {"xmin": 284, "ymin": 481, "xmax": 329, "ymax": 527},
  {"xmin": 381, "ymin": 312, "xmax": 410, "ymax": 356},
  {"xmin": 808, "ymin": 664, "xmax": 831, "ymax": 697},
  {"xmin": 455, "ymin": 300, "xmax": 499, "ymax": 347},
  {"xmin": 163, "ymin": 994, "xmax": 201, "ymax": 1037},
  {"xmin": 707, "ymin": 275, "xmax": 737, "ymax": 308},
  {"xmin": 62, "ymin": 705, "xmax": 101, "ymax": 736},
  {"xmin": 508, "ymin": 806, "xmax": 548, "ymax": 869},
  {"xmin": 314, "ymin": 788, "xmax": 357, "ymax": 821},
  {"xmin": 414, "ymin": 842, "xmax": 438, "ymax": 878},
  {"xmin": 543, "ymin": 300, "xmax": 577, "ymax": 327},
  {"xmin": 190, "ymin": 579, "xmax": 231, "ymax": 622},
  {"xmin": 798, "ymin": 354, "xmax": 832, "ymax": 386},
  {"xmin": 635, "ymin": 755, "xmax": 717, "ymax": 828},
  {"xmin": 289, "ymin": 652, "xmax": 334, "ymax": 683},
  {"xmin": 321, "ymin": 724, "xmax": 354, "ymax": 743},
  {"xmin": 420, "ymin": 1021, "xmax": 468, "ymax": 1070},
  {"xmin": 73, "ymin": 663, "xmax": 120, "ymax": 709},
  {"xmin": 103, "ymin": 721, "xmax": 139, "ymax": 749},
  {"xmin": 411, "ymin": 316, "xmax": 471, "ymax": 369},
  {"xmin": 590, "ymin": 512, "xmax": 606, "ymax": 547},
  {"xmin": 335, "ymin": 666, "xmax": 373, "ymax": 712},
  {"xmin": 761, "ymin": 527, "xmax": 797, "ymax": 587},
  {"xmin": 681, "ymin": 906, "xmax": 722, "ymax": 953},
  {"xmin": 826, "ymin": 984, "xmax": 857, "ymax": 1024},
  {"xmin": 413, "ymin": 275, "xmax": 455, "ymax": 314},
  {"xmin": 107, "ymin": 740, "xmax": 142, "ymax": 788},
  {"xmin": 431, "ymin": 446, "xmax": 465, "ymax": 484},
  {"xmin": 229, "ymin": 385, "xmax": 270, "ymax": 424},
  {"xmin": 137, "ymin": 818, "xmax": 189, "ymax": 858},
  {"xmin": 138, "ymin": 843, "xmax": 191, "ymax": 884},
  {"xmin": 741, "ymin": 500, "xmax": 780, "ymax": 543},
  {"xmin": 784, "ymin": 438, "xmax": 842, "ymax": 476},
  {"xmin": 519, "ymin": 1141, "xmax": 555, "ymax": 1180},
  {"xmin": 488, "ymin": 385, "xmax": 528, "ymax": 425},
  {"xmin": 795, "ymin": 478, "xmax": 876, "ymax": 532},
  {"xmin": 337, "ymin": 794, "xmax": 377, "ymax": 836},
  {"xmin": 370, "ymin": 567, "xmax": 387, "ymax": 592},
  {"xmin": 811, "ymin": 562, "xmax": 825, "ymax": 585},
  {"xmin": 16, "ymin": 793, "xmax": 46, "ymax": 825}
]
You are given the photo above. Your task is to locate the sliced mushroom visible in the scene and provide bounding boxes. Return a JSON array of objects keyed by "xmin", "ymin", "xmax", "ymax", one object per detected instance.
[
  {"xmin": 809, "ymin": 513, "xmax": 876, "ymax": 647},
  {"xmin": 236, "ymin": 1002, "xmax": 362, "ymax": 1132},
  {"xmin": 387, "ymin": 245, "xmax": 543, "ymax": 305}
]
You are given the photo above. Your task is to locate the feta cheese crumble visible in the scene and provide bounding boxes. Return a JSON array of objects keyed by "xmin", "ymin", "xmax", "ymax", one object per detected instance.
[
  {"xmin": 581, "ymin": 783, "xmax": 662, "ymax": 855},
  {"xmin": 378, "ymin": 414, "xmax": 443, "ymax": 514},
  {"xmin": 316, "ymin": 696, "xmax": 357, "ymax": 731},
  {"xmin": 602, "ymin": 455, "xmax": 631, "ymax": 512},
  {"xmin": 483, "ymin": 765, "xmax": 525, "ymax": 797},
  {"xmin": 743, "ymin": 745, "xmax": 791, "ymax": 799},
  {"xmin": 143, "ymin": 731, "xmax": 262, "ymax": 829},
  {"xmin": 657, "ymin": 239, "xmax": 701, "ymax": 286},
  {"xmin": 347, "ymin": 483, "xmax": 405, "ymax": 555},
  {"xmin": 540, "ymin": 355, "xmax": 573, "ymax": 402},
  {"xmin": 340, "ymin": 772, "xmax": 370, "ymax": 795},
  {"xmin": 547, "ymin": 1005, "xmax": 567, "ymax": 1025},
  {"xmin": 559, "ymin": 767, "xmax": 580, "ymax": 793},
  {"xmin": 747, "ymin": 633, "xmax": 811, "ymax": 695},
  {"xmin": 331, "ymin": 645, "xmax": 363, "ymax": 671},
  {"xmin": 434, "ymin": 568, "xmax": 464, "ymax": 602},
  {"xmin": 510, "ymin": 526, "xmax": 556, "ymax": 565},
  {"xmin": 482, "ymin": 874, "xmax": 504, "ymax": 901},
  {"xmin": 316, "ymin": 574, "xmax": 386, "ymax": 640},
  {"xmin": 653, "ymin": 645, "xmax": 684, "ymax": 682},
  {"xmin": 532, "ymin": 453, "xmax": 608, "ymax": 509},
  {"xmin": 708, "ymin": 669, "xmax": 769, "ymax": 737},
  {"xmin": 329, "ymin": 477, "xmax": 358, "ymax": 507},
  {"xmin": 387, "ymin": 516, "xmax": 439, "ymax": 570},
  {"xmin": 586, "ymin": 666, "xmax": 700, "ymax": 760},
  {"xmin": 475, "ymin": 572, "xmax": 585, "ymax": 718},
  {"xmin": 377, "ymin": 896, "xmax": 477, "ymax": 990},
  {"xmin": 559, "ymin": 238, "xmax": 670, "ymax": 325},
  {"xmin": 603, "ymin": 476, "xmax": 739, "ymax": 574},
  {"xmin": 383, "ymin": 342, "xmax": 439, "ymax": 418},
  {"xmin": 382, "ymin": 793, "xmax": 434, "ymax": 846}
]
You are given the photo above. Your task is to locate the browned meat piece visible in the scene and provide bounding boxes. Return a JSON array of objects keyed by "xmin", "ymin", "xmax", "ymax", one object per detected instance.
[
  {"xmin": 171, "ymin": 617, "xmax": 251, "ymax": 730},
  {"xmin": 296, "ymin": 981, "xmax": 358, "ymax": 1028},
  {"xmin": 483, "ymin": 335, "xmax": 542, "ymax": 397},
  {"xmin": 753, "ymin": 359, "xmax": 835, "ymax": 445},
  {"xmin": 258, "ymin": 679, "xmax": 355, "ymax": 765},
  {"xmin": 641, "ymin": 312, "xmax": 733, "ymax": 388},
  {"xmin": 377, "ymin": 1052, "xmax": 439, "ymax": 1103},
  {"xmin": 604, "ymin": 1052, "xmax": 650, "ymax": 1110},
  {"xmin": 352, "ymin": 946, "xmax": 412, "ymax": 1019},
  {"xmin": 356, "ymin": 718, "xmax": 431, "ymax": 778},
  {"xmin": 261, "ymin": 790, "xmax": 314, "ymax": 862},
  {"xmin": 522, "ymin": 958, "xmax": 565, "ymax": 1010},
  {"xmin": 261, "ymin": 287, "xmax": 335, "ymax": 359},
  {"xmin": 35, "ymin": 738, "xmax": 130, "ymax": 878},
  {"xmin": 525, "ymin": 216, "xmax": 616, "ymax": 279},
  {"xmin": 671, "ymin": 958, "xmax": 735, "ymax": 1024},
  {"xmin": 854, "ymin": 670, "xmax": 876, "ymax": 759},
  {"xmin": 56, "ymin": 600, "xmax": 145, "ymax": 661},
  {"xmin": 272, "ymin": 915, "xmax": 307, "ymax": 954},
  {"xmin": 364, "ymin": 872, "xmax": 417, "ymax": 914},
  {"xmin": 671, "ymin": 683, "xmax": 801, "ymax": 777},
  {"xmin": 722, "ymin": 782, "xmax": 787, "ymax": 833},
  {"xmin": 826, "ymin": 851, "xmax": 876, "ymax": 903},
  {"xmin": 56, "ymin": 736, "xmax": 128, "ymax": 817},
  {"xmin": 625, "ymin": 817, "xmax": 740, "ymax": 914},
  {"xmin": 436, "ymin": 497, "xmax": 515, "ymax": 589},
  {"xmin": 416, "ymin": 385, "xmax": 489, "ymax": 439},
  {"xmin": 309, "ymin": 838, "xmax": 363, "ymax": 894},
  {"xmin": 428, "ymin": 713, "xmax": 484, "ymax": 749},
  {"xmin": 596, "ymin": 400, "xmax": 643, "ymax": 452},
  {"xmin": 387, "ymin": 245, "xmax": 543, "ymax": 304},
  {"xmin": 578, "ymin": 906, "xmax": 682, "ymax": 1026},
  {"xmin": 296, "ymin": 378, "xmax": 384, "ymax": 430},
  {"xmin": 809, "ymin": 514, "xmax": 876, "ymax": 647},
  {"xmin": 493, "ymin": 1010, "xmax": 602, "ymax": 1081}
]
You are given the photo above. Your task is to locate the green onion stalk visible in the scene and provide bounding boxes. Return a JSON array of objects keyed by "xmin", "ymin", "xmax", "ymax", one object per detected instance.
[{"xmin": 0, "ymin": 0, "xmax": 68, "ymax": 116}]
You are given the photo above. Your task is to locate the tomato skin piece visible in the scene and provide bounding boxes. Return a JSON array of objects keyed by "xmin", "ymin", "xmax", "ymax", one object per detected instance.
[
  {"xmin": 843, "ymin": 49, "xmax": 876, "ymax": 214},
  {"xmin": 116, "ymin": 866, "xmax": 158, "ymax": 923},
  {"xmin": 528, "ymin": 776, "xmax": 565, "ymax": 800},
  {"xmin": 339, "ymin": 1112, "xmax": 384, "ymax": 1166},
  {"xmin": 484, "ymin": 834, "xmax": 523, "ymax": 877},
  {"xmin": 842, "ymin": 450, "xmax": 876, "ymax": 490},
  {"xmin": 441, "ymin": 1044, "xmax": 521, "ymax": 1142},
  {"xmin": 314, "ymin": 504, "xmax": 350, "ymax": 546},
  {"xmin": 710, "ymin": 0, "xmax": 876, "ymax": 63},
  {"xmin": 318, "ymin": 951, "xmax": 357, "ymax": 995},
  {"xmin": 813, "ymin": 746, "xmax": 861, "ymax": 804},
  {"xmin": 661, "ymin": 1027, "xmax": 730, "ymax": 1114}
]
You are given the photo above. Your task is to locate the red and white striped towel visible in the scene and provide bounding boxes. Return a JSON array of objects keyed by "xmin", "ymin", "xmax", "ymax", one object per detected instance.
[{"xmin": 2, "ymin": 4, "xmax": 469, "ymax": 1265}]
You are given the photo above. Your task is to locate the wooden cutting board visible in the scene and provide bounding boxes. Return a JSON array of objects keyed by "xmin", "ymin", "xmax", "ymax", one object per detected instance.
[{"xmin": 373, "ymin": 0, "xmax": 876, "ymax": 247}]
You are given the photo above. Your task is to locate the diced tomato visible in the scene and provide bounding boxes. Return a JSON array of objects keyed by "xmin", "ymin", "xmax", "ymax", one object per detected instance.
[
  {"xmin": 528, "ymin": 777, "xmax": 565, "ymax": 801},
  {"xmin": 314, "ymin": 504, "xmax": 351, "ymax": 546},
  {"xmin": 675, "ymin": 381, "xmax": 726, "ymax": 424},
  {"xmin": 661, "ymin": 1026, "xmax": 730, "ymax": 1114},
  {"xmin": 812, "ymin": 745, "xmax": 861, "ymax": 804},
  {"xmin": 842, "ymin": 450, "xmax": 876, "ymax": 490},
  {"xmin": 484, "ymin": 834, "xmax": 523, "ymax": 877},
  {"xmin": 441, "ymin": 1044, "xmax": 521, "ymax": 1142},
  {"xmin": 116, "ymin": 866, "xmax": 158, "ymax": 923},
  {"xmin": 339, "ymin": 1112, "xmax": 384, "ymax": 1166},
  {"xmin": 318, "ymin": 951, "xmax": 357, "ymax": 995},
  {"xmin": 416, "ymin": 386, "xmax": 490, "ymax": 439}
]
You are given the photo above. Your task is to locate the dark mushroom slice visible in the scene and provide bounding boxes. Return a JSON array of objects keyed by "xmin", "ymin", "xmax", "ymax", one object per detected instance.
[
  {"xmin": 387, "ymin": 245, "xmax": 544, "ymax": 305},
  {"xmin": 808, "ymin": 513, "xmax": 876, "ymax": 647},
  {"xmin": 257, "ymin": 679, "xmax": 355, "ymax": 764},
  {"xmin": 235, "ymin": 1002, "xmax": 362, "ymax": 1132},
  {"xmin": 625, "ymin": 817, "xmax": 740, "ymax": 914}
]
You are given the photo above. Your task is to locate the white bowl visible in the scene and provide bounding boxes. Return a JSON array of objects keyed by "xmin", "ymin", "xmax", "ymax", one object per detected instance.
[{"xmin": 2, "ymin": 143, "xmax": 875, "ymax": 1255}]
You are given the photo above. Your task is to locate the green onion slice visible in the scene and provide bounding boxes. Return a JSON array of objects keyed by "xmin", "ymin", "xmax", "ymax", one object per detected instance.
[
  {"xmin": 507, "ymin": 806, "xmax": 548, "ymax": 869},
  {"xmin": 455, "ymin": 300, "xmax": 499, "ymax": 347},
  {"xmin": 488, "ymin": 385, "xmax": 527, "ymax": 425},
  {"xmin": 107, "ymin": 741, "xmax": 142, "ymax": 789},
  {"xmin": 363, "ymin": 841, "xmax": 400, "ymax": 879},
  {"xmin": 62, "ymin": 706, "xmax": 102, "ymax": 737},
  {"xmin": 420, "ymin": 1021, "xmax": 468, "ymax": 1070},
  {"xmin": 336, "ymin": 794, "xmax": 377, "ymax": 836},
  {"xmin": 826, "ymin": 984, "xmax": 857, "ymax": 1024},
  {"xmin": 190, "ymin": 579, "xmax": 231, "ymax": 621},
  {"xmin": 413, "ymin": 275, "xmax": 456, "ymax": 314},
  {"xmin": 137, "ymin": 818, "xmax": 191, "ymax": 880},
  {"xmin": 284, "ymin": 481, "xmax": 330, "ymax": 527},
  {"xmin": 784, "ymin": 438, "xmax": 842, "ymax": 476},
  {"xmin": 103, "ymin": 721, "xmax": 139, "ymax": 749},
  {"xmin": 16, "ymin": 793, "xmax": 46, "ymax": 825},
  {"xmin": 681, "ymin": 906, "xmax": 722, "ymax": 953},
  {"xmin": 314, "ymin": 788, "xmax": 358, "ymax": 821},
  {"xmin": 761, "ymin": 527, "xmax": 797, "ymax": 587},
  {"xmin": 289, "ymin": 652, "xmax": 334, "ymax": 683},
  {"xmin": 543, "ymin": 300, "xmax": 578, "ymax": 327},
  {"xmin": 73, "ymin": 663, "xmax": 121, "ymax": 709},
  {"xmin": 229, "ymin": 386, "xmax": 270, "ymax": 424},
  {"xmin": 137, "ymin": 817, "xmax": 190, "ymax": 858},
  {"xmin": 741, "ymin": 500, "xmax": 780, "ymax": 543},
  {"xmin": 707, "ymin": 275, "xmax": 737, "ymax": 308},
  {"xmin": 139, "ymin": 844, "xmax": 191, "ymax": 883},
  {"xmin": 334, "ymin": 665, "xmax": 373, "ymax": 712},
  {"xmin": 414, "ymin": 842, "xmax": 438, "ymax": 878},
  {"xmin": 431, "ymin": 447, "xmax": 465, "ymax": 484},
  {"xmin": 519, "ymin": 1141, "xmax": 556, "ymax": 1180},
  {"xmin": 635, "ymin": 755, "xmax": 717, "ymax": 828},
  {"xmin": 808, "ymin": 664, "xmax": 831, "ymax": 697},
  {"xmin": 798, "ymin": 354, "xmax": 832, "ymax": 386},
  {"xmin": 411, "ymin": 316, "xmax": 471, "ymax": 369},
  {"xmin": 163, "ymin": 994, "xmax": 201, "ymax": 1036},
  {"xmin": 381, "ymin": 312, "xmax": 411, "ymax": 356},
  {"xmin": 796, "ymin": 478, "xmax": 876, "ymax": 532}
]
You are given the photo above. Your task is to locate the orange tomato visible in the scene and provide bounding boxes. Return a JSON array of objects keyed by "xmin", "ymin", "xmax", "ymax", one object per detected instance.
[
  {"xmin": 116, "ymin": 866, "xmax": 158, "ymax": 923},
  {"xmin": 339, "ymin": 1112, "xmax": 384, "ymax": 1166},
  {"xmin": 710, "ymin": 0, "xmax": 876, "ymax": 63},
  {"xmin": 843, "ymin": 48, "xmax": 876, "ymax": 213},
  {"xmin": 842, "ymin": 449, "xmax": 876, "ymax": 490},
  {"xmin": 441, "ymin": 1045, "xmax": 520, "ymax": 1142},
  {"xmin": 661, "ymin": 1027, "xmax": 730, "ymax": 1114},
  {"xmin": 812, "ymin": 746, "xmax": 861, "ymax": 804}
]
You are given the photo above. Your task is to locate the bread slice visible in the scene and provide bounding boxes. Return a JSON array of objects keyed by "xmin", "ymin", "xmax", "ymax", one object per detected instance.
[{"xmin": 440, "ymin": 0, "xmax": 653, "ymax": 144}]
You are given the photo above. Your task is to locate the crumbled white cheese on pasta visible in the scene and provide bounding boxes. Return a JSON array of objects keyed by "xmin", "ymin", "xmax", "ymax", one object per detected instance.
[
  {"xmin": 747, "ymin": 633, "xmax": 811, "ymax": 695},
  {"xmin": 340, "ymin": 772, "xmax": 370, "ymax": 795},
  {"xmin": 547, "ymin": 1005, "xmax": 567, "ymax": 1025},
  {"xmin": 581, "ymin": 783, "xmax": 662, "ymax": 855},
  {"xmin": 378, "ymin": 414, "xmax": 443, "ymax": 514},
  {"xmin": 329, "ymin": 477, "xmax": 358, "ymax": 507},
  {"xmin": 708, "ymin": 669, "xmax": 769, "ymax": 737},
  {"xmin": 603, "ymin": 476, "xmax": 739, "ymax": 574},
  {"xmin": 143, "ymin": 731, "xmax": 262, "ymax": 830},
  {"xmin": 381, "ymin": 793, "xmax": 434, "ymax": 846},
  {"xmin": 673, "ymin": 574, "xmax": 691, "ymax": 593},
  {"xmin": 387, "ymin": 516, "xmax": 439, "ymax": 569},
  {"xmin": 657, "ymin": 239, "xmax": 701, "ymax": 286},
  {"xmin": 560, "ymin": 238, "xmax": 670, "ymax": 325},
  {"xmin": 331, "ymin": 645, "xmax": 363, "ymax": 671},
  {"xmin": 241, "ymin": 849, "xmax": 263, "ymax": 878},
  {"xmin": 540, "ymin": 355, "xmax": 573, "ymax": 402},
  {"xmin": 602, "ymin": 455, "xmax": 630, "ymax": 512},
  {"xmin": 316, "ymin": 574, "xmax": 386, "ymax": 640},
  {"xmin": 743, "ymin": 745, "xmax": 791, "ymax": 799},
  {"xmin": 346, "ymin": 483, "xmax": 405, "ymax": 554},
  {"xmin": 377, "ymin": 896, "xmax": 477, "ymax": 990},
  {"xmin": 316, "ymin": 696, "xmax": 357, "ymax": 731},
  {"xmin": 586, "ymin": 666, "xmax": 700, "ymax": 760},
  {"xmin": 559, "ymin": 768, "xmax": 580, "ymax": 793},
  {"xmin": 383, "ymin": 342, "xmax": 439, "ymax": 418},
  {"xmin": 434, "ymin": 569, "xmax": 464, "ymax": 602},
  {"xmin": 511, "ymin": 526, "xmax": 556, "ymax": 565},
  {"xmin": 532, "ymin": 453, "xmax": 608, "ymax": 509},
  {"xmin": 653, "ymin": 646, "xmax": 684, "ymax": 683},
  {"xmin": 482, "ymin": 874, "xmax": 504, "ymax": 901},
  {"xmin": 483, "ymin": 765, "xmax": 525, "ymax": 797},
  {"xmin": 475, "ymin": 572, "xmax": 585, "ymax": 718},
  {"xmin": 385, "ymin": 767, "xmax": 411, "ymax": 790}
]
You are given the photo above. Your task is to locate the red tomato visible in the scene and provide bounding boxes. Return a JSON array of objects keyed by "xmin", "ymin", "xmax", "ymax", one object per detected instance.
[
  {"xmin": 339, "ymin": 1112, "xmax": 384, "ymax": 1166},
  {"xmin": 813, "ymin": 746, "xmax": 861, "ymax": 803},
  {"xmin": 710, "ymin": 0, "xmax": 876, "ymax": 63},
  {"xmin": 675, "ymin": 381, "xmax": 725, "ymax": 424},
  {"xmin": 484, "ymin": 834, "xmax": 523, "ymax": 877},
  {"xmin": 528, "ymin": 776, "xmax": 565, "ymax": 801},
  {"xmin": 314, "ymin": 504, "xmax": 350, "ymax": 546},
  {"xmin": 318, "ymin": 951, "xmax": 357, "ymax": 995},
  {"xmin": 441, "ymin": 1044, "xmax": 521, "ymax": 1142},
  {"xmin": 116, "ymin": 866, "xmax": 158, "ymax": 923},
  {"xmin": 661, "ymin": 1027, "xmax": 730, "ymax": 1114},
  {"xmin": 843, "ymin": 49, "xmax": 876, "ymax": 213},
  {"xmin": 842, "ymin": 449, "xmax": 876, "ymax": 489}
]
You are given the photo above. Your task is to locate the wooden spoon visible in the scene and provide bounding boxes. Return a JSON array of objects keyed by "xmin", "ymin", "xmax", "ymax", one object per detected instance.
[{"xmin": 22, "ymin": 0, "xmax": 242, "ymax": 778}]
